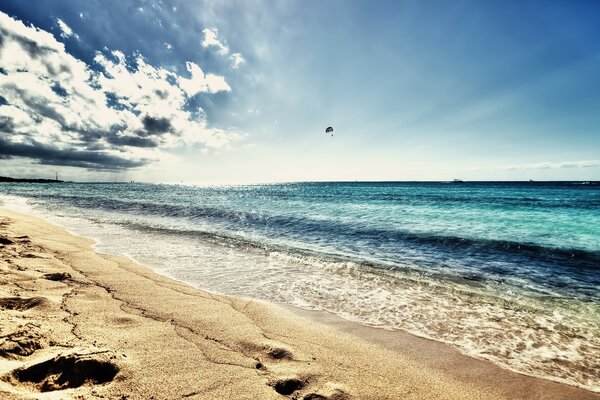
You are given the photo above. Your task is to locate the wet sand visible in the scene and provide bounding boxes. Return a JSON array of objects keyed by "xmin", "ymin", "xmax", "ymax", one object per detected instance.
[
  {"xmin": 288, "ymin": 307, "xmax": 599, "ymax": 400},
  {"xmin": 0, "ymin": 206, "xmax": 597, "ymax": 399}
]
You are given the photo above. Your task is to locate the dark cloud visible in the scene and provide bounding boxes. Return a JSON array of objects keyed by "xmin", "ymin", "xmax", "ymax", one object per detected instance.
[
  {"xmin": 141, "ymin": 115, "xmax": 172, "ymax": 136},
  {"xmin": 154, "ymin": 89, "xmax": 169, "ymax": 100},
  {"xmin": 107, "ymin": 135, "xmax": 158, "ymax": 147},
  {"xmin": 0, "ymin": 116, "xmax": 15, "ymax": 133},
  {"xmin": 51, "ymin": 82, "xmax": 68, "ymax": 97},
  {"xmin": 0, "ymin": 136, "xmax": 146, "ymax": 170},
  {"xmin": 84, "ymin": 142, "xmax": 108, "ymax": 151}
]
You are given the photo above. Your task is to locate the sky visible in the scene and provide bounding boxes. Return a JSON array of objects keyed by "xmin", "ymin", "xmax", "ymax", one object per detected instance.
[{"xmin": 0, "ymin": 0, "xmax": 599, "ymax": 183}]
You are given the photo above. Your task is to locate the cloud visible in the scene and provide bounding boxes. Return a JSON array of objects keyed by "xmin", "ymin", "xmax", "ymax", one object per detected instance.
[
  {"xmin": 201, "ymin": 27, "xmax": 229, "ymax": 55},
  {"xmin": 0, "ymin": 11, "xmax": 240, "ymax": 170},
  {"xmin": 230, "ymin": 52, "xmax": 245, "ymax": 69},
  {"xmin": 201, "ymin": 28, "xmax": 245, "ymax": 70},
  {"xmin": 56, "ymin": 18, "xmax": 79, "ymax": 40},
  {"xmin": 177, "ymin": 61, "xmax": 231, "ymax": 95},
  {"xmin": 201, "ymin": 28, "xmax": 245, "ymax": 71},
  {"xmin": 141, "ymin": 115, "xmax": 173, "ymax": 135},
  {"xmin": 0, "ymin": 136, "xmax": 145, "ymax": 169},
  {"xmin": 486, "ymin": 160, "xmax": 600, "ymax": 171}
]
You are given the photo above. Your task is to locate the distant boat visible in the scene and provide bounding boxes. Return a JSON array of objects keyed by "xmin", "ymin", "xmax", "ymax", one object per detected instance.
[
  {"xmin": 529, "ymin": 179, "xmax": 534, "ymax": 182},
  {"xmin": 452, "ymin": 179, "xmax": 464, "ymax": 183}
]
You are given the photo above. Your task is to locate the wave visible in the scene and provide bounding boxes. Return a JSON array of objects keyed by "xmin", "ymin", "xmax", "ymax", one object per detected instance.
[
  {"xmin": 22, "ymin": 192, "xmax": 600, "ymax": 274},
  {"xmin": 100, "ymin": 216, "xmax": 600, "ymax": 301}
]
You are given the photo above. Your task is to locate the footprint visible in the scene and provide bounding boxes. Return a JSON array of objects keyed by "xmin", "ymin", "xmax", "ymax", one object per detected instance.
[
  {"xmin": 0, "ymin": 330, "xmax": 43, "ymax": 359},
  {"xmin": 269, "ymin": 378, "xmax": 350, "ymax": 399},
  {"xmin": 303, "ymin": 390, "xmax": 350, "ymax": 400},
  {"xmin": 240, "ymin": 342, "xmax": 295, "ymax": 361},
  {"xmin": 241, "ymin": 341, "xmax": 349, "ymax": 398},
  {"xmin": 42, "ymin": 272, "xmax": 72, "ymax": 282},
  {"xmin": 270, "ymin": 377, "xmax": 306, "ymax": 396},
  {"xmin": 21, "ymin": 253, "xmax": 43, "ymax": 259},
  {"xmin": 10, "ymin": 353, "xmax": 119, "ymax": 392},
  {"xmin": 0, "ymin": 236, "xmax": 14, "ymax": 245},
  {"xmin": 0, "ymin": 297, "xmax": 47, "ymax": 311},
  {"xmin": 267, "ymin": 347, "xmax": 294, "ymax": 361},
  {"xmin": 303, "ymin": 394, "xmax": 328, "ymax": 400}
]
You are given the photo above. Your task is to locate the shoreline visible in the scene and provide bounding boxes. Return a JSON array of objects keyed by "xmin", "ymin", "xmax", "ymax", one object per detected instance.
[
  {"xmin": 284, "ymin": 306, "xmax": 599, "ymax": 400},
  {"xmin": 0, "ymin": 206, "xmax": 597, "ymax": 399}
]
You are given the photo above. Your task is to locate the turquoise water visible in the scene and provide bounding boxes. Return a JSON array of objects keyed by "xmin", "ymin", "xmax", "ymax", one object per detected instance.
[{"xmin": 1, "ymin": 181, "xmax": 599, "ymax": 391}]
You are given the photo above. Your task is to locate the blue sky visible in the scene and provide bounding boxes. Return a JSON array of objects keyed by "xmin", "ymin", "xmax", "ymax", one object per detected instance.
[{"xmin": 0, "ymin": 0, "xmax": 599, "ymax": 183}]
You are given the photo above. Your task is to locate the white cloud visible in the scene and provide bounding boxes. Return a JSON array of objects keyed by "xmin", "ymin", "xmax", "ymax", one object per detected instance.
[
  {"xmin": 230, "ymin": 52, "xmax": 245, "ymax": 69},
  {"xmin": 201, "ymin": 28, "xmax": 245, "ymax": 70},
  {"xmin": 178, "ymin": 61, "xmax": 231, "ymax": 96},
  {"xmin": 202, "ymin": 28, "xmax": 229, "ymax": 55},
  {"xmin": 487, "ymin": 160, "xmax": 600, "ymax": 171},
  {"xmin": 56, "ymin": 18, "xmax": 79, "ymax": 40},
  {"xmin": 0, "ymin": 11, "xmax": 240, "ymax": 170}
]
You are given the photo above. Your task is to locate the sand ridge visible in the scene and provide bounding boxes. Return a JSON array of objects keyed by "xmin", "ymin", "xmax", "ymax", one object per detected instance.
[{"xmin": 0, "ymin": 207, "xmax": 596, "ymax": 399}]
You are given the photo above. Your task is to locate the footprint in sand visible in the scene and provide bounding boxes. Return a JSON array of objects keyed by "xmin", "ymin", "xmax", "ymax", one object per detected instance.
[
  {"xmin": 270, "ymin": 377, "xmax": 306, "ymax": 395},
  {"xmin": 240, "ymin": 342, "xmax": 295, "ymax": 363},
  {"xmin": 268, "ymin": 377, "xmax": 350, "ymax": 399},
  {"xmin": 0, "ymin": 329, "xmax": 44, "ymax": 359},
  {"xmin": 267, "ymin": 347, "xmax": 294, "ymax": 361},
  {"xmin": 8, "ymin": 352, "xmax": 119, "ymax": 392},
  {"xmin": 240, "ymin": 342, "xmax": 350, "ymax": 399},
  {"xmin": 42, "ymin": 272, "xmax": 72, "ymax": 282},
  {"xmin": 0, "ymin": 296, "xmax": 47, "ymax": 311},
  {"xmin": 0, "ymin": 235, "xmax": 15, "ymax": 245},
  {"xmin": 8, "ymin": 235, "xmax": 31, "ymax": 244},
  {"xmin": 302, "ymin": 391, "xmax": 350, "ymax": 400}
]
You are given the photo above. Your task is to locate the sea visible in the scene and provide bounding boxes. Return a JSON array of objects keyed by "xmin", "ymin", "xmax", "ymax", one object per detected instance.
[{"xmin": 0, "ymin": 181, "xmax": 598, "ymax": 392}]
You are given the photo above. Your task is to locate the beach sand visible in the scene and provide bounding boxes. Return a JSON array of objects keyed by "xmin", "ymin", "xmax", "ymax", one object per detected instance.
[{"xmin": 0, "ymin": 207, "xmax": 597, "ymax": 400}]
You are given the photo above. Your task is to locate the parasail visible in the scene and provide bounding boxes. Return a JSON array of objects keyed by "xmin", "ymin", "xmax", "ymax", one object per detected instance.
[{"xmin": 325, "ymin": 126, "xmax": 333, "ymax": 136}]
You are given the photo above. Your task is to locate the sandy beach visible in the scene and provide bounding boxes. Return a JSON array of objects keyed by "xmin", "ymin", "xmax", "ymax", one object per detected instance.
[{"xmin": 0, "ymin": 206, "xmax": 597, "ymax": 400}]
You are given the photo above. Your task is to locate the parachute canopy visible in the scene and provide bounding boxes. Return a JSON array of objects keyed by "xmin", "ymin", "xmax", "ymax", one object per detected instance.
[{"xmin": 325, "ymin": 126, "xmax": 333, "ymax": 134}]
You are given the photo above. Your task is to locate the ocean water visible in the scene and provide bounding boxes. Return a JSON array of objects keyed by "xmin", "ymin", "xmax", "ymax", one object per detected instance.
[{"xmin": 1, "ymin": 181, "xmax": 598, "ymax": 391}]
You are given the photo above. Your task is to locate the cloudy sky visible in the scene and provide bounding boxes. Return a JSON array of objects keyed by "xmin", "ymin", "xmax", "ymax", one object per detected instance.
[{"xmin": 0, "ymin": 0, "xmax": 599, "ymax": 183}]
